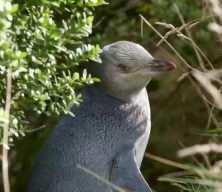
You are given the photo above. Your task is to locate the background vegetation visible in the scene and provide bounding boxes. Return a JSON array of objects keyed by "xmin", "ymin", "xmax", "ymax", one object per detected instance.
[{"xmin": 0, "ymin": 0, "xmax": 222, "ymax": 192}]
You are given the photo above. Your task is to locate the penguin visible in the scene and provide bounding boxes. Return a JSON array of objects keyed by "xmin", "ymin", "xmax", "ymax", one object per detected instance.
[{"xmin": 27, "ymin": 41, "xmax": 175, "ymax": 192}]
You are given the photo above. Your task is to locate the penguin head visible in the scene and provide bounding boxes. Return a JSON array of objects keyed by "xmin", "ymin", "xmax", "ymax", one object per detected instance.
[{"xmin": 98, "ymin": 41, "xmax": 175, "ymax": 101}]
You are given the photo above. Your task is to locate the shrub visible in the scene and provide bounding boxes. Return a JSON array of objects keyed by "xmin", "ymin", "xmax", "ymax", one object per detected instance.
[{"xmin": 0, "ymin": 0, "xmax": 105, "ymax": 144}]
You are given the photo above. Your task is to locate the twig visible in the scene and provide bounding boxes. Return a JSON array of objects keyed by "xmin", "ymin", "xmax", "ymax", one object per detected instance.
[{"xmin": 2, "ymin": 68, "xmax": 12, "ymax": 192}]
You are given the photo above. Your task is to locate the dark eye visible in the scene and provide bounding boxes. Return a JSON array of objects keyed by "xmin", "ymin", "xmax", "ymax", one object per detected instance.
[{"xmin": 117, "ymin": 64, "xmax": 130, "ymax": 72}]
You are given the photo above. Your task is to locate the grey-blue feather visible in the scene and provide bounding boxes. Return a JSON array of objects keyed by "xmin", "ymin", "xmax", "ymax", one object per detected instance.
[
  {"xmin": 27, "ymin": 41, "xmax": 175, "ymax": 192},
  {"xmin": 27, "ymin": 86, "xmax": 151, "ymax": 192}
]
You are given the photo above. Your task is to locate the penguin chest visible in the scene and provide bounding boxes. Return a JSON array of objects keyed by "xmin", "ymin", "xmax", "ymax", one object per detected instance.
[{"xmin": 101, "ymin": 103, "xmax": 150, "ymax": 155}]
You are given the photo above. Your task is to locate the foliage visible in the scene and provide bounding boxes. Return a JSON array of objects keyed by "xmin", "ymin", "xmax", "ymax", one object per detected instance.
[{"xmin": 0, "ymin": 0, "xmax": 105, "ymax": 143}]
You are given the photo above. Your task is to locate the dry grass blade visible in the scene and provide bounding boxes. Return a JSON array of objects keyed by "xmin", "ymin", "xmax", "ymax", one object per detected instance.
[
  {"xmin": 209, "ymin": 23, "xmax": 222, "ymax": 34},
  {"xmin": 145, "ymin": 153, "xmax": 191, "ymax": 170},
  {"xmin": 145, "ymin": 153, "xmax": 218, "ymax": 180},
  {"xmin": 208, "ymin": 0, "xmax": 222, "ymax": 41},
  {"xmin": 159, "ymin": 176, "xmax": 222, "ymax": 188},
  {"xmin": 155, "ymin": 20, "xmax": 201, "ymax": 47},
  {"xmin": 155, "ymin": 14, "xmax": 214, "ymax": 71},
  {"xmin": 139, "ymin": 14, "xmax": 221, "ymax": 109},
  {"xmin": 139, "ymin": 14, "xmax": 192, "ymax": 70},
  {"xmin": 77, "ymin": 164, "xmax": 126, "ymax": 192},
  {"xmin": 205, "ymin": 68, "xmax": 222, "ymax": 80},
  {"xmin": 210, "ymin": 160, "xmax": 222, "ymax": 174},
  {"xmin": 174, "ymin": 4, "xmax": 205, "ymax": 71},
  {"xmin": 178, "ymin": 143, "xmax": 222, "ymax": 158},
  {"xmin": 208, "ymin": 0, "xmax": 222, "ymax": 20},
  {"xmin": 191, "ymin": 69, "xmax": 222, "ymax": 109},
  {"xmin": 174, "ymin": 4, "xmax": 214, "ymax": 70},
  {"xmin": 155, "ymin": 22, "xmax": 175, "ymax": 29}
]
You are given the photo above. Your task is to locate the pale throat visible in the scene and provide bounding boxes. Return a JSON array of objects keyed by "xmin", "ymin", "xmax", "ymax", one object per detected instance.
[{"xmin": 104, "ymin": 79, "xmax": 151, "ymax": 103}]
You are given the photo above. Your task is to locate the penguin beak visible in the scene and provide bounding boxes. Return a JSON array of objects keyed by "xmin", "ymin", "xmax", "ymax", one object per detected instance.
[{"xmin": 150, "ymin": 59, "xmax": 176, "ymax": 72}]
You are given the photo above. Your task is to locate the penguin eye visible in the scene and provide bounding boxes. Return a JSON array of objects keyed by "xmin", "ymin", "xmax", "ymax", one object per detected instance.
[{"xmin": 117, "ymin": 64, "xmax": 130, "ymax": 72}]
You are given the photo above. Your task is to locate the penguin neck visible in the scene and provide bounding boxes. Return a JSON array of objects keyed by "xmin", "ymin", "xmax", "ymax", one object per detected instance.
[
  {"xmin": 90, "ymin": 81, "xmax": 150, "ymax": 104},
  {"xmin": 104, "ymin": 86, "xmax": 148, "ymax": 104}
]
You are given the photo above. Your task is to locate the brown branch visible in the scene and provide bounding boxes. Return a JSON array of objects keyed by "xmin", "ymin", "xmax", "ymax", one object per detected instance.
[{"xmin": 2, "ymin": 68, "xmax": 12, "ymax": 192}]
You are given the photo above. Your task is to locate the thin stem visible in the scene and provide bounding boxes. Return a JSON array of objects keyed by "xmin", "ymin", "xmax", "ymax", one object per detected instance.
[
  {"xmin": 2, "ymin": 68, "xmax": 12, "ymax": 192},
  {"xmin": 174, "ymin": 4, "xmax": 214, "ymax": 70},
  {"xmin": 145, "ymin": 153, "xmax": 190, "ymax": 170},
  {"xmin": 139, "ymin": 14, "xmax": 221, "ymax": 110},
  {"xmin": 139, "ymin": 14, "xmax": 193, "ymax": 70}
]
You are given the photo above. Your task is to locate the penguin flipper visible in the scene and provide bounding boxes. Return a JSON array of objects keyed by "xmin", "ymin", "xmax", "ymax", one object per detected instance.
[{"xmin": 111, "ymin": 149, "xmax": 152, "ymax": 192}]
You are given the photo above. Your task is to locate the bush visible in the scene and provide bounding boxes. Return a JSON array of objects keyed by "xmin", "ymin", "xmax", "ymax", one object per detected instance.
[{"xmin": 0, "ymin": 0, "xmax": 105, "ymax": 144}]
